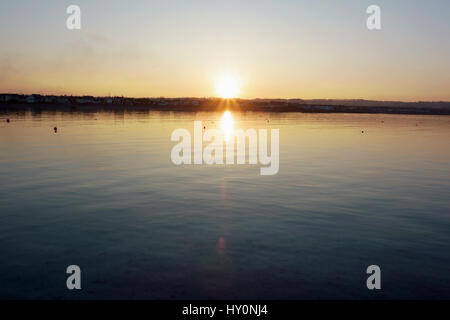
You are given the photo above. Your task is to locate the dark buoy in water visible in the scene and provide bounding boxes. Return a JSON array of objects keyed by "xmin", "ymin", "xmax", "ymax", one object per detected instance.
[
  {"xmin": 6, "ymin": 119, "xmax": 10, "ymax": 123},
  {"xmin": 362, "ymin": 130, "xmax": 364, "ymax": 133},
  {"xmin": 54, "ymin": 127, "xmax": 57, "ymax": 133}
]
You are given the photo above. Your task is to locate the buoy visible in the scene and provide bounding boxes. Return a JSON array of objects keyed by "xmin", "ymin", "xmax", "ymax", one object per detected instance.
[
  {"xmin": 362, "ymin": 130, "xmax": 364, "ymax": 133},
  {"xmin": 6, "ymin": 119, "xmax": 10, "ymax": 123},
  {"xmin": 54, "ymin": 127, "xmax": 57, "ymax": 133}
]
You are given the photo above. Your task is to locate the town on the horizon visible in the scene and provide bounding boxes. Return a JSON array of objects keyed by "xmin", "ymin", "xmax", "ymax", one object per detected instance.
[{"xmin": 1, "ymin": 93, "xmax": 449, "ymax": 115}]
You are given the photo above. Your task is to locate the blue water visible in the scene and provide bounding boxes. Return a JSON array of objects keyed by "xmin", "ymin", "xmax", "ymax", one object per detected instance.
[{"xmin": 0, "ymin": 111, "xmax": 449, "ymax": 299}]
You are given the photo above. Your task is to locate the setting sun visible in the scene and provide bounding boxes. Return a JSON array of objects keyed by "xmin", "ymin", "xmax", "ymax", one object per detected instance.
[{"xmin": 215, "ymin": 74, "xmax": 241, "ymax": 99}]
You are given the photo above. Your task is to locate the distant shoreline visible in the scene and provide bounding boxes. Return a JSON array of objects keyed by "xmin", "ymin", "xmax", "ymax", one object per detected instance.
[{"xmin": 1, "ymin": 94, "xmax": 450, "ymax": 115}]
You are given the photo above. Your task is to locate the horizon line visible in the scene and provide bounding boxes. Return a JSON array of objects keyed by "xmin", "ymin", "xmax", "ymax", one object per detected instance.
[{"xmin": 1, "ymin": 93, "xmax": 449, "ymax": 104}]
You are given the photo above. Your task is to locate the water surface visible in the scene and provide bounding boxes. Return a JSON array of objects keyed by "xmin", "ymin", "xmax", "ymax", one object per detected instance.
[{"xmin": 0, "ymin": 111, "xmax": 449, "ymax": 299}]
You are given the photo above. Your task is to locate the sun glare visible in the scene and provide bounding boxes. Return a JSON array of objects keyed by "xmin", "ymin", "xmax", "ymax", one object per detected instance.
[
  {"xmin": 215, "ymin": 74, "xmax": 241, "ymax": 98},
  {"xmin": 221, "ymin": 110, "xmax": 234, "ymax": 142}
]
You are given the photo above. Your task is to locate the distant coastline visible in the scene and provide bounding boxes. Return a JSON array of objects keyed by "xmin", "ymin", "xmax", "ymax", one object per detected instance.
[{"xmin": 1, "ymin": 94, "xmax": 450, "ymax": 115}]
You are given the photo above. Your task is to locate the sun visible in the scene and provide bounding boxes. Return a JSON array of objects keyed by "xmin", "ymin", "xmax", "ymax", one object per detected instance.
[{"xmin": 215, "ymin": 74, "xmax": 241, "ymax": 99}]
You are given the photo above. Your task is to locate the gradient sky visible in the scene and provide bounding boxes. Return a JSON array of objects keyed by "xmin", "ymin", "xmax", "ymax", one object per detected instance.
[{"xmin": 0, "ymin": 0, "xmax": 449, "ymax": 100}]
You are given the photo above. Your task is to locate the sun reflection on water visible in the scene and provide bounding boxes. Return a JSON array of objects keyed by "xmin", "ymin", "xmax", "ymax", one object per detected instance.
[{"xmin": 220, "ymin": 110, "xmax": 234, "ymax": 142}]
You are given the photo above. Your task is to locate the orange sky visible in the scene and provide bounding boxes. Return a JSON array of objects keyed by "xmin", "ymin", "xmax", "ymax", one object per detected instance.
[{"xmin": 1, "ymin": 1, "xmax": 449, "ymax": 101}]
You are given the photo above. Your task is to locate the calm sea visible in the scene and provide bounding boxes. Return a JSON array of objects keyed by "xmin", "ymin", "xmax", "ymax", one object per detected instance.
[{"xmin": 0, "ymin": 110, "xmax": 449, "ymax": 299}]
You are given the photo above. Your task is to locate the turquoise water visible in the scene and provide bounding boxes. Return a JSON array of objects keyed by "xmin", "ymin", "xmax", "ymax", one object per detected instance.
[{"xmin": 0, "ymin": 111, "xmax": 449, "ymax": 299}]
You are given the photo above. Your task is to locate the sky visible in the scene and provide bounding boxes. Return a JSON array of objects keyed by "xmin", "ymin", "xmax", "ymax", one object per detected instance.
[{"xmin": 0, "ymin": 0, "xmax": 449, "ymax": 101}]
